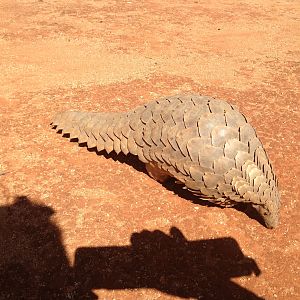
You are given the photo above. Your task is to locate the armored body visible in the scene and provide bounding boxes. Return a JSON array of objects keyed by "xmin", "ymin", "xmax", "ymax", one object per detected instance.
[{"xmin": 52, "ymin": 95, "xmax": 280, "ymax": 228}]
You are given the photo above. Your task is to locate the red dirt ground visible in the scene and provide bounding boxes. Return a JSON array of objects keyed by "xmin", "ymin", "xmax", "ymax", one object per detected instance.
[{"xmin": 0, "ymin": 1, "xmax": 299, "ymax": 299}]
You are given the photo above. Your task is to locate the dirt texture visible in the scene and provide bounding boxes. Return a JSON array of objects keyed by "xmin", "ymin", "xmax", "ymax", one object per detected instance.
[{"xmin": 0, "ymin": 1, "xmax": 299, "ymax": 299}]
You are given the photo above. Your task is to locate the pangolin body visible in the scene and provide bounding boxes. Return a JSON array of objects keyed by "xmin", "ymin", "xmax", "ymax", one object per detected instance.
[{"xmin": 51, "ymin": 95, "xmax": 280, "ymax": 228}]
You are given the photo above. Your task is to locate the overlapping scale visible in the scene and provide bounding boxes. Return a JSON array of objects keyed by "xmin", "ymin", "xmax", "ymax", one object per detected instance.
[{"xmin": 51, "ymin": 94, "xmax": 280, "ymax": 228}]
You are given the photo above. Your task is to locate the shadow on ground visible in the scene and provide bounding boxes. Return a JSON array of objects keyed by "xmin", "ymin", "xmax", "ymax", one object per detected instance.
[
  {"xmin": 87, "ymin": 145, "xmax": 266, "ymax": 227},
  {"xmin": 53, "ymin": 133, "xmax": 266, "ymax": 226},
  {"xmin": 0, "ymin": 196, "xmax": 264, "ymax": 299}
]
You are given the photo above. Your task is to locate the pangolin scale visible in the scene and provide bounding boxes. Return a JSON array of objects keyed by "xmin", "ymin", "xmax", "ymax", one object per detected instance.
[{"xmin": 51, "ymin": 95, "xmax": 280, "ymax": 228}]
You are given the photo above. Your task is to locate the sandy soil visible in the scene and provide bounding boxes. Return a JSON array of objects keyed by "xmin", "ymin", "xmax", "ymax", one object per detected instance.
[{"xmin": 0, "ymin": 0, "xmax": 299, "ymax": 299}]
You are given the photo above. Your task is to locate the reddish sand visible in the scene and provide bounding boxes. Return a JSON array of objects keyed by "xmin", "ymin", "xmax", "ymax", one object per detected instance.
[{"xmin": 0, "ymin": 1, "xmax": 299, "ymax": 299}]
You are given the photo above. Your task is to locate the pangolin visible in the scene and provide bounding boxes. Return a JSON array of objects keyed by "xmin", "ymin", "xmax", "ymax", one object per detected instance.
[{"xmin": 51, "ymin": 95, "xmax": 280, "ymax": 228}]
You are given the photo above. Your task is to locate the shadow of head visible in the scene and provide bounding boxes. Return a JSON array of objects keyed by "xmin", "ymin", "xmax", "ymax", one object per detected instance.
[{"xmin": 0, "ymin": 196, "xmax": 80, "ymax": 299}]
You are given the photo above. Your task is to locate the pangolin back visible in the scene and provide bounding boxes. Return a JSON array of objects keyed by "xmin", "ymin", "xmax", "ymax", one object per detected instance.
[{"xmin": 51, "ymin": 95, "xmax": 280, "ymax": 228}]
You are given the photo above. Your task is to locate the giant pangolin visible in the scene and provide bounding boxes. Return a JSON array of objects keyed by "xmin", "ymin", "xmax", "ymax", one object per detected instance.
[{"xmin": 51, "ymin": 95, "xmax": 280, "ymax": 228}]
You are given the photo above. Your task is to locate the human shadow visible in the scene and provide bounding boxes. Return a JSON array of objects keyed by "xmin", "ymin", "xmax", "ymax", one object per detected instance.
[
  {"xmin": 0, "ymin": 196, "xmax": 87, "ymax": 299},
  {"xmin": 0, "ymin": 195, "xmax": 263, "ymax": 299}
]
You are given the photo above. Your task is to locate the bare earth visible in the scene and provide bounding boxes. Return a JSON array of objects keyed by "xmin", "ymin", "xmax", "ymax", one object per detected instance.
[{"xmin": 0, "ymin": 1, "xmax": 299, "ymax": 299}]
